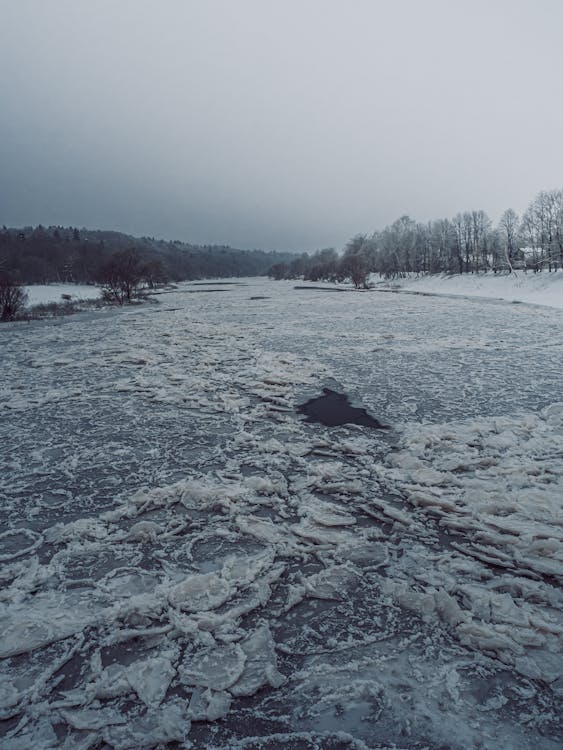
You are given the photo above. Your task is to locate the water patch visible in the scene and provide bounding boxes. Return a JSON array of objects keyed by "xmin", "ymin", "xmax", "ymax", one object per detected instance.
[
  {"xmin": 294, "ymin": 285, "xmax": 346, "ymax": 293},
  {"xmin": 191, "ymin": 282, "xmax": 247, "ymax": 286},
  {"xmin": 297, "ymin": 388, "xmax": 388, "ymax": 429}
]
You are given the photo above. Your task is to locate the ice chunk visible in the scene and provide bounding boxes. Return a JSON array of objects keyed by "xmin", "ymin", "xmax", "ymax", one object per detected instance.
[
  {"xmin": 386, "ymin": 451, "xmax": 448, "ymax": 485},
  {"xmin": 93, "ymin": 663, "xmax": 132, "ymax": 700},
  {"xmin": 244, "ymin": 475, "xmax": 280, "ymax": 495},
  {"xmin": 390, "ymin": 584, "xmax": 437, "ymax": 622},
  {"xmin": 168, "ymin": 571, "xmax": 232, "ymax": 612},
  {"xmin": 236, "ymin": 515, "xmax": 289, "ymax": 544},
  {"xmin": 61, "ymin": 706, "xmax": 128, "ymax": 731},
  {"xmin": 306, "ymin": 498, "xmax": 356, "ymax": 527},
  {"xmin": 188, "ymin": 687, "xmax": 232, "ymax": 721},
  {"xmin": 345, "ymin": 540, "xmax": 388, "ymax": 566},
  {"xmin": 456, "ymin": 621, "xmax": 521, "ymax": 655},
  {"xmin": 260, "ymin": 437, "xmax": 286, "ymax": 453},
  {"xmin": 542, "ymin": 401, "xmax": 563, "ymax": 424},
  {"xmin": 291, "ymin": 520, "xmax": 355, "ymax": 546},
  {"xmin": 514, "ymin": 650, "xmax": 562, "ymax": 684},
  {"xmin": 125, "ymin": 520, "xmax": 163, "ymax": 541},
  {"xmin": 1, "ymin": 719, "xmax": 58, "ymax": 749},
  {"xmin": 0, "ymin": 676, "xmax": 21, "ymax": 719},
  {"xmin": 221, "ymin": 549, "xmax": 275, "ymax": 586},
  {"xmin": 0, "ymin": 592, "xmax": 97, "ymax": 658},
  {"xmin": 99, "ymin": 570, "xmax": 159, "ymax": 598},
  {"xmin": 229, "ymin": 623, "xmax": 286, "ymax": 697},
  {"xmin": 433, "ymin": 590, "xmax": 468, "ymax": 627},
  {"xmin": 125, "ymin": 656, "xmax": 176, "ymax": 706},
  {"xmin": 302, "ymin": 564, "xmax": 358, "ymax": 600},
  {"xmin": 102, "ymin": 700, "xmax": 189, "ymax": 749},
  {"xmin": 180, "ymin": 643, "xmax": 246, "ymax": 690},
  {"xmin": 283, "ymin": 583, "xmax": 306, "ymax": 612}
]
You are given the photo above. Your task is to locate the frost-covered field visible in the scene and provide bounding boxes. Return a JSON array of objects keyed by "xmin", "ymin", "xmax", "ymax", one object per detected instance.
[{"xmin": 1, "ymin": 279, "xmax": 562, "ymax": 750}]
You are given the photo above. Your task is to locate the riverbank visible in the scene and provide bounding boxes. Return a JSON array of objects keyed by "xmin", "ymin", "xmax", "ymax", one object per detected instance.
[{"xmin": 372, "ymin": 270, "xmax": 563, "ymax": 310}]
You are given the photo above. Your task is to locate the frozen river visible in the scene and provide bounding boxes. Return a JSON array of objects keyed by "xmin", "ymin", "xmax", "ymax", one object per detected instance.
[{"xmin": 1, "ymin": 279, "xmax": 562, "ymax": 749}]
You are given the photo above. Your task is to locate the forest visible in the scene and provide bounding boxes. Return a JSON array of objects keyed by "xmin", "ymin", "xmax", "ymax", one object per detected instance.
[
  {"xmin": 269, "ymin": 188, "xmax": 563, "ymax": 287},
  {"xmin": 0, "ymin": 226, "xmax": 294, "ymax": 286}
]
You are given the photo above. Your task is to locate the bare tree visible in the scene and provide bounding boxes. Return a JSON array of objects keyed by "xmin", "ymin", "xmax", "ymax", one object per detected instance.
[
  {"xmin": 98, "ymin": 249, "xmax": 143, "ymax": 304},
  {"xmin": 471, "ymin": 210, "xmax": 492, "ymax": 272},
  {"xmin": 521, "ymin": 190, "xmax": 563, "ymax": 271},
  {"xmin": 430, "ymin": 218, "xmax": 458, "ymax": 273},
  {"xmin": 140, "ymin": 258, "xmax": 167, "ymax": 289},
  {"xmin": 498, "ymin": 208, "xmax": 519, "ymax": 274},
  {"xmin": 545, "ymin": 189, "xmax": 563, "ymax": 269}
]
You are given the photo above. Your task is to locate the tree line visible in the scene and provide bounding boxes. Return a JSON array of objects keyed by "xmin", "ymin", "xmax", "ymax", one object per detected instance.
[
  {"xmin": 0, "ymin": 225, "xmax": 295, "ymax": 286},
  {"xmin": 269, "ymin": 188, "xmax": 563, "ymax": 287}
]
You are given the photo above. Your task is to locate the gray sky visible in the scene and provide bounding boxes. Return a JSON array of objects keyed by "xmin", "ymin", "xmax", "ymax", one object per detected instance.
[{"xmin": 1, "ymin": 0, "xmax": 562, "ymax": 251}]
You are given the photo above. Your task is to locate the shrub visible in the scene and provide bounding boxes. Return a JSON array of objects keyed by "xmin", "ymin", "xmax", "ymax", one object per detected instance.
[{"xmin": 0, "ymin": 276, "xmax": 28, "ymax": 320}]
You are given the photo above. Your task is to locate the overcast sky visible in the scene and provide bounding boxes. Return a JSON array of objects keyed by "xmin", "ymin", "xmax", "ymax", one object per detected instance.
[{"xmin": 1, "ymin": 0, "xmax": 562, "ymax": 251}]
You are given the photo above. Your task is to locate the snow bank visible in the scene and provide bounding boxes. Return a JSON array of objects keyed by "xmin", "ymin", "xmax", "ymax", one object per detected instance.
[
  {"xmin": 24, "ymin": 284, "xmax": 102, "ymax": 307},
  {"xmin": 373, "ymin": 270, "xmax": 563, "ymax": 309}
]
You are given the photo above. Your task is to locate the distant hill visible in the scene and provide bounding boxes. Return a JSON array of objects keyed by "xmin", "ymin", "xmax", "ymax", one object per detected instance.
[{"xmin": 0, "ymin": 224, "xmax": 297, "ymax": 284}]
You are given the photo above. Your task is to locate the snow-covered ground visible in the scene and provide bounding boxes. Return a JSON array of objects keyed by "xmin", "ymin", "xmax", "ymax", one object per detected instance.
[
  {"xmin": 1, "ymin": 279, "xmax": 562, "ymax": 749},
  {"xmin": 24, "ymin": 284, "xmax": 102, "ymax": 308},
  {"xmin": 373, "ymin": 270, "xmax": 563, "ymax": 310}
]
